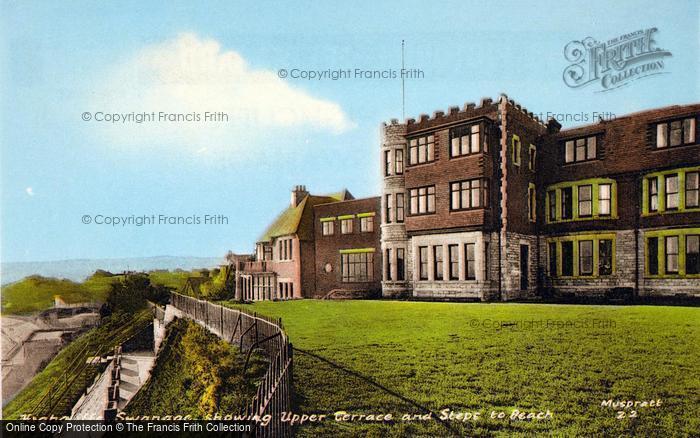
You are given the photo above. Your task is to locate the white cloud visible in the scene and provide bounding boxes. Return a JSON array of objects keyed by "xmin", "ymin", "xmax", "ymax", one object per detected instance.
[
  {"xmin": 91, "ymin": 33, "xmax": 353, "ymax": 157},
  {"xmin": 25, "ymin": 187, "xmax": 34, "ymax": 196}
]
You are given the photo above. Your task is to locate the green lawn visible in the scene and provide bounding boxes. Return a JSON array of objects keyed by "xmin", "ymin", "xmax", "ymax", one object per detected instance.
[{"xmin": 228, "ymin": 300, "xmax": 700, "ymax": 437}]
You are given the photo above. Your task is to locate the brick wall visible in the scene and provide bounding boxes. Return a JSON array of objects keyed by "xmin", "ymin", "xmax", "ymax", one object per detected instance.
[
  {"xmin": 313, "ymin": 197, "xmax": 382, "ymax": 298},
  {"xmin": 538, "ymin": 104, "xmax": 700, "ymax": 232}
]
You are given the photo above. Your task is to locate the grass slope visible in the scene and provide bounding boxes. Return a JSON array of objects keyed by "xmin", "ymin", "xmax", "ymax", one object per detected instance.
[
  {"xmin": 229, "ymin": 300, "xmax": 700, "ymax": 437},
  {"xmin": 146, "ymin": 270, "xmax": 193, "ymax": 291},
  {"xmin": 125, "ymin": 318, "xmax": 267, "ymax": 418},
  {"xmin": 1, "ymin": 274, "xmax": 121, "ymax": 315}
]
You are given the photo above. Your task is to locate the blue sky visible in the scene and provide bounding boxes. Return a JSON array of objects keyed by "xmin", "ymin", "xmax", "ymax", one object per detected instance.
[{"xmin": 1, "ymin": 0, "xmax": 698, "ymax": 262}]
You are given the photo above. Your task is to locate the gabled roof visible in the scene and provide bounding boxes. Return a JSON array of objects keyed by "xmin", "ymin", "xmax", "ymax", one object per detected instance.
[{"xmin": 258, "ymin": 190, "xmax": 352, "ymax": 243}]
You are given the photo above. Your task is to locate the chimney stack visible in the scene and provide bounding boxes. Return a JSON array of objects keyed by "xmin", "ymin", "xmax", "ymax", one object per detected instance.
[
  {"xmin": 546, "ymin": 118, "xmax": 562, "ymax": 134},
  {"xmin": 291, "ymin": 185, "xmax": 309, "ymax": 207}
]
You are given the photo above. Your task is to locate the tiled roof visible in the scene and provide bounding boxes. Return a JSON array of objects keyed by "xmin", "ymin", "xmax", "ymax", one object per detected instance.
[{"xmin": 258, "ymin": 191, "xmax": 350, "ymax": 242}]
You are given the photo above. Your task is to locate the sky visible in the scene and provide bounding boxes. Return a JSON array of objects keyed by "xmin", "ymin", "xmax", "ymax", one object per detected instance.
[{"xmin": 1, "ymin": 0, "xmax": 698, "ymax": 262}]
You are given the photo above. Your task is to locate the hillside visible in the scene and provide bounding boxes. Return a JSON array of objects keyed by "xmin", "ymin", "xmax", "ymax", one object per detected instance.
[
  {"xmin": 3, "ymin": 309, "xmax": 154, "ymax": 418},
  {"xmin": 0, "ymin": 274, "xmax": 119, "ymax": 315},
  {"xmin": 125, "ymin": 318, "xmax": 267, "ymax": 417},
  {"xmin": 0, "ymin": 269, "xmax": 216, "ymax": 315}
]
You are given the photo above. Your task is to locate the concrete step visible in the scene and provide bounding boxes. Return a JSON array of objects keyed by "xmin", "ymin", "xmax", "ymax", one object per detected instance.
[{"xmin": 120, "ymin": 367, "xmax": 139, "ymax": 377}]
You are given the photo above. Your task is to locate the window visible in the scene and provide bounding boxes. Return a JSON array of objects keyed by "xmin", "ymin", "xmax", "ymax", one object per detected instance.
[
  {"xmin": 648, "ymin": 178, "xmax": 658, "ymax": 212},
  {"xmin": 598, "ymin": 184, "xmax": 611, "ymax": 216},
  {"xmin": 465, "ymin": 243, "xmax": 476, "ymax": 280},
  {"xmin": 385, "ymin": 249, "xmax": 392, "ymax": 281},
  {"xmin": 264, "ymin": 246, "xmax": 272, "ymax": 261},
  {"xmin": 579, "ymin": 240, "xmax": 593, "ymax": 275},
  {"xmin": 648, "ymin": 237, "xmax": 659, "ymax": 275},
  {"xmin": 409, "ymin": 186, "xmax": 436, "ymax": 215},
  {"xmin": 450, "ymin": 124, "xmax": 481, "ymax": 157},
  {"xmin": 665, "ymin": 236, "xmax": 679, "ymax": 273},
  {"xmin": 528, "ymin": 184, "xmax": 536, "ymax": 222},
  {"xmin": 384, "ymin": 150, "xmax": 391, "ymax": 176},
  {"xmin": 599, "ymin": 239, "xmax": 613, "ymax": 275},
  {"xmin": 395, "ymin": 149, "xmax": 404, "ymax": 175},
  {"xmin": 433, "ymin": 246, "xmax": 443, "ymax": 280},
  {"xmin": 385, "ymin": 194, "xmax": 392, "ymax": 223},
  {"xmin": 483, "ymin": 180, "xmax": 489, "ymax": 208},
  {"xmin": 360, "ymin": 216, "xmax": 374, "ymax": 232},
  {"xmin": 548, "ymin": 242, "xmax": 557, "ymax": 276},
  {"xmin": 484, "ymin": 242, "xmax": 489, "ymax": 280},
  {"xmin": 341, "ymin": 218, "xmax": 353, "ymax": 234},
  {"xmin": 396, "ymin": 193, "xmax": 405, "ymax": 222},
  {"xmin": 322, "ymin": 221, "xmax": 334, "ymax": 236},
  {"xmin": 341, "ymin": 252, "xmax": 374, "ymax": 282},
  {"xmin": 408, "ymin": 135, "xmax": 435, "ymax": 165},
  {"xmin": 578, "ymin": 185, "xmax": 592, "ymax": 217},
  {"xmin": 396, "ymin": 248, "xmax": 406, "ymax": 281},
  {"xmin": 564, "ymin": 136, "xmax": 597, "ymax": 163},
  {"xmin": 655, "ymin": 117, "xmax": 696, "ymax": 148},
  {"xmin": 278, "ymin": 238, "xmax": 293, "ymax": 261},
  {"xmin": 562, "ymin": 241, "xmax": 574, "ymax": 276},
  {"xmin": 418, "ymin": 246, "xmax": 428, "ymax": 280},
  {"xmin": 450, "ymin": 179, "xmax": 488, "ymax": 210},
  {"xmin": 528, "ymin": 144, "xmax": 536, "ymax": 171},
  {"xmin": 512, "ymin": 135, "xmax": 521, "ymax": 166},
  {"xmin": 686, "ymin": 172, "xmax": 699, "ymax": 208},
  {"xmin": 687, "ymin": 235, "xmax": 700, "ymax": 275},
  {"xmin": 448, "ymin": 244, "xmax": 459, "ymax": 280},
  {"xmin": 561, "ymin": 187, "xmax": 573, "ymax": 220},
  {"xmin": 665, "ymin": 175, "xmax": 679, "ymax": 210},
  {"xmin": 547, "ymin": 191, "xmax": 556, "ymax": 221}
]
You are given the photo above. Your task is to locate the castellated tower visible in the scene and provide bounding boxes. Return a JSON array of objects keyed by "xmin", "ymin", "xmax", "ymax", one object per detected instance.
[{"xmin": 381, "ymin": 119, "xmax": 411, "ymax": 297}]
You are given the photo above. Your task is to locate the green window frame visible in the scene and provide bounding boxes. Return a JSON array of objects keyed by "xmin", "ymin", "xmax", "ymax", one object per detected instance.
[
  {"xmin": 599, "ymin": 239, "xmax": 613, "ymax": 276},
  {"xmin": 528, "ymin": 183, "xmax": 536, "ymax": 222},
  {"xmin": 528, "ymin": 144, "xmax": 537, "ymax": 171},
  {"xmin": 642, "ymin": 166, "xmax": 700, "ymax": 215},
  {"xmin": 512, "ymin": 134, "xmax": 521, "ymax": 166},
  {"xmin": 644, "ymin": 228, "xmax": 700, "ymax": 278},
  {"xmin": 647, "ymin": 237, "xmax": 659, "ymax": 275},
  {"xmin": 546, "ymin": 178, "xmax": 618, "ymax": 223},
  {"xmin": 548, "ymin": 241, "xmax": 557, "ymax": 276},
  {"xmin": 687, "ymin": 235, "xmax": 700, "ymax": 275},
  {"xmin": 548, "ymin": 233, "xmax": 617, "ymax": 278}
]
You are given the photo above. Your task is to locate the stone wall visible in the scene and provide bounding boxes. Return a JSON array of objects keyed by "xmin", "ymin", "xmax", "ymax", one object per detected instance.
[
  {"xmin": 500, "ymin": 232, "xmax": 538, "ymax": 300},
  {"xmin": 540, "ymin": 230, "xmax": 636, "ymax": 297}
]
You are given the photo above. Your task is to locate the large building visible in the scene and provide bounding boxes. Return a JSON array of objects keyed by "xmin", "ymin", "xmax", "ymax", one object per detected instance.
[
  {"xmin": 237, "ymin": 186, "xmax": 381, "ymax": 300},
  {"xmin": 380, "ymin": 96, "xmax": 699, "ymax": 300}
]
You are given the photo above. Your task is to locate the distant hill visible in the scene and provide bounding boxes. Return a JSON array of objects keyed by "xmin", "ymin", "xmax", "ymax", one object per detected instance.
[{"xmin": 0, "ymin": 256, "xmax": 224, "ymax": 285}]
